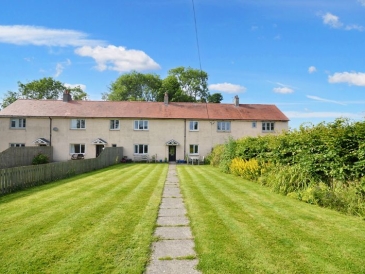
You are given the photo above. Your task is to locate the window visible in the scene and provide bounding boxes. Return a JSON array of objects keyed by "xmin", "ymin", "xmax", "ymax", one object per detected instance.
[
  {"xmin": 134, "ymin": 120, "xmax": 148, "ymax": 130},
  {"xmin": 252, "ymin": 121, "xmax": 257, "ymax": 128},
  {"xmin": 112, "ymin": 144, "xmax": 117, "ymax": 147},
  {"xmin": 189, "ymin": 121, "xmax": 199, "ymax": 131},
  {"xmin": 262, "ymin": 122, "xmax": 275, "ymax": 132},
  {"xmin": 10, "ymin": 143, "xmax": 25, "ymax": 147},
  {"xmin": 70, "ymin": 144, "xmax": 85, "ymax": 154},
  {"xmin": 71, "ymin": 119, "xmax": 86, "ymax": 129},
  {"xmin": 110, "ymin": 120, "xmax": 120, "ymax": 130},
  {"xmin": 189, "ymin": 144, "xmax": 199, "ymax": 155},
  {"xmin": 10, "ymin": 118, "xmax": 26, "ymax": 129},
  {"xmin": 217, "ymin": 121, "xmax": 231, "ymax": 132},
  {"xmin": 134, "ymin": 144, "xmax": 148, "ymax": 154}
]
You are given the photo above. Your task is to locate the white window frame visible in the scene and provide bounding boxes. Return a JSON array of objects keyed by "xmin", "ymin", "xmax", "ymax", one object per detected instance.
[
  {"xmin": 10, "ymin": 118, "xmax": 26, "ymax": 129},
  {"xmin": 252, "ymin": 121, "xmax": 257, "ymax": 128},
  {"xmin": 217, "ymin": 121, "xmax": 231, "ymax": 132},
  {"xmin": 189, "ymin": 144, "xmax": 199, "ymax": 155},
  {"xmin": 189, "ymin": 121, "xmax": 199, "ymax": 131},
  {"xmin": 110, "ymin": 119, "xmax": 120, "ymax": 130},
  {"xmin": 10, "ymin": 143, "xmax": 25, "ymax": 147},
  {"xmin": 134, "ymin": 144, "xmax": 148, "ymax": 154},
  {"xmin": 262, "ymin": 122, "xmax": 275, "ymax": 132},
  {"xmin": 134, "ymin": 120, "xmax": 149, "ymax": 130},
  {"xmin": 71, "ymin": 119, "xmax": 86, "ymax": 129},
  {"xmin": 70, "ymin": 144, "xmax": 85, "ymax": 154}
]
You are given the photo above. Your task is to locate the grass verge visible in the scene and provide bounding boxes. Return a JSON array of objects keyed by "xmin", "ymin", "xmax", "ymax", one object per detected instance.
[
  {"xmin": 178, "ymin": 165, "xmax": 365, "ymax": 274},
  {"xmin": 0, "ymin": 164, "xmax": 167, "ymax": 274}
]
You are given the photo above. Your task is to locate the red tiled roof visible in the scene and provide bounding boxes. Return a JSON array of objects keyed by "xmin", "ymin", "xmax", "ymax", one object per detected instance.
[{"xmin": 0, "ymin": 99, "xmax": 289, "ymax": 121}]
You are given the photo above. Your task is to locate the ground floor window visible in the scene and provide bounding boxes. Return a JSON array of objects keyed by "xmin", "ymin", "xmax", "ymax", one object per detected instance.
[
  {"xmin": 134, "ymin": 144, "xmax": 148, "ymax": 154},
  {"xmin": 189, "ymin": 144, "xmax": 199, "ymax": 155},
  {"xmin": 10, "ymin": 143, "xmax": 25, "ymax": 147},
  {"xmin": 70, "ymin": 144, "xmax": 85, "ymax": 154}
]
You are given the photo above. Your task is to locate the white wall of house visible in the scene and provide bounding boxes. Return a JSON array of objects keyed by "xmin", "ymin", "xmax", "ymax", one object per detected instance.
[{"xmin": 0, "ymin": 117, "xmax": 288, "ymax": 162}]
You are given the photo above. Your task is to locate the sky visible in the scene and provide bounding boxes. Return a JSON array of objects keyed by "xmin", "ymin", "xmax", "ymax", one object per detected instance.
[{"xmin": 0, "ymin": 0, "xmax": 364, "ymax": 129}]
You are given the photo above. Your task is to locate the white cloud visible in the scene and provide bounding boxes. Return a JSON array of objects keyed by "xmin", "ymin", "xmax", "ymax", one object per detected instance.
[
  {"xmin": 74, "ymin": 45, "xmax": 160, "ymax": 72},
  {"xmin": 54, "ymin": 59, "xmax": 71, "ymax": 78},
  {"xmin": 322, "ymin": 13, "xmax": 363, "ymax": 31},
  {"xmin": 358, "ymin": 0, "xmax": 365, "ymax": 6},
  {"xmin": 308, "ymin": 66, "xmax": 317, "ymax": 73},
  {"xmin": 284, "ymin": 111, "xmax": 363, "ymax": 119},
  {"xmin": 328, "ymin": 72, "xmax": 365, "ymax": 86},
  {"xmin": 273, "ymin": 87, "xmax": 294, "ymax": 94},
  {"xmin": 322, "ymin": 12, "xmax": 343, "ymax": 28},
  {"xmin": 65, "ymin": 83, "xmax": 86, "ymax": 91},
  {"xmin": 306, "ymin": 95, "xmax": 346, "ymax": 105},
  {"xmin": 208, "ymin": 83, "xmax": 246, "ymax": 93},
  {"xmin": 0, "ymin": 25, "xmax": 104, "ymax": 47}
]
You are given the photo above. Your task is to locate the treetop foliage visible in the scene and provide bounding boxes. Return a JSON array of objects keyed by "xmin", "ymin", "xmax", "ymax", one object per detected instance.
[
  {"xmin": 0, "ymin": 77, "xmax": 88, "ymax": 110},
  {"xmin": 103, "ymin": 66, "xmax": 221, "ymax": 103}
]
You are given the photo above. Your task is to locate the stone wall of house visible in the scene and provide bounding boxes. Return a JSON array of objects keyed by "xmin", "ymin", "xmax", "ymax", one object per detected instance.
[{"xmin": 0, "ymin": 146, "xmax": 53, "ymax": 169}]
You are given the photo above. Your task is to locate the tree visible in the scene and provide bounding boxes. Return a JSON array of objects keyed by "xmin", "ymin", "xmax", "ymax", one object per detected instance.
[
  {"xmin": 0, "ymin": 91, "xmax": 19, "ymax": 110},
  {"xmin": 168, "ymin": 66, "xmax": 209, "ymax": 102},
  {"xmin": 157, "ymin": 76, "xmax": 195, "ymax": 102},
  {"xmin": 208, "ymin": 93, "xmax": 223, "ymax": 103},
  {"xmin": 103, "ymin": 71, "xmax": 162, "ymax": 101},
  {"xmin": 0, "ymin": 77, "xmax": 88, "ymax": 110}
]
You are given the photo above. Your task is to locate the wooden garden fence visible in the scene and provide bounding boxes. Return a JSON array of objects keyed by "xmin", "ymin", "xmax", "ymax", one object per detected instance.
[{"xmin": 0, "ymin": 147, "xmax": 123, "ymax": 196}]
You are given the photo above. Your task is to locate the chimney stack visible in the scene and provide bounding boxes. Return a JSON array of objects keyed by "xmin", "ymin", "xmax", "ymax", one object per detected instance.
[
  {"xmin": 164, "ymin": 92, "xmax": 168, "ymax": 105},
  {"xmin": 63, "ymin": 90, "xmax": 72, "ymax": 102},
  {"xmin": 234, "ymin": 95, "xmax": 239, "ymax": 107}
]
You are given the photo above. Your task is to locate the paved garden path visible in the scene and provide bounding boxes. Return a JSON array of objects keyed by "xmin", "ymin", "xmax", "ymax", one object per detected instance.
[{"xmin": 146, "ymin": 163, "xmax": 201, "ymax": 274}]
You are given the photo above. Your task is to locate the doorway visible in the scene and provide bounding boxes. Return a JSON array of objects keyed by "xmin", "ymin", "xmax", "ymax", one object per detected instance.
[
  {"xmin": 96, "ymin": 145, "xmax": 104, "ymax": 157},
  {"xmin": 168, "ymin": 146, "xmax": 176, "ymax": 162}
]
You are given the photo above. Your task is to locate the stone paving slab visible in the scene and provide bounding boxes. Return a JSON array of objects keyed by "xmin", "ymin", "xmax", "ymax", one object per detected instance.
[
  {"xmin": 160, "ymin": 198, "xmax": 185, "ymax": 209},
  {"xmin": 151, "ymin": 239, "xmax": 196, "ymax": 259},
  {"xmin": 146, "ymin": 259, "xmax": 200, "ymax": 274},
  {"xmin": 163, "ymin": 189, "xmax": 182, "ymax": 197},
  {"xmin": 155, "ymin": 227, "xmax": 193, "ymax": 239},
  {"xmin": 158, "ymin": 208, "xmax": 186, "ymax": 217},
  {"xmin": 157, "ymin": 216, "xmax": 190, "ymax": 226}
]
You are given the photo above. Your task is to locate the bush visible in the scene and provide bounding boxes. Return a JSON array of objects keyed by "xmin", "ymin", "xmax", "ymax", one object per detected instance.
[
  {"xmin": 229, "ymin": 158, "xmax": 260, "ymax": 181},
  {"xmin": 32, "ymin": 153, "xmax": 49, "ymax": 165}
]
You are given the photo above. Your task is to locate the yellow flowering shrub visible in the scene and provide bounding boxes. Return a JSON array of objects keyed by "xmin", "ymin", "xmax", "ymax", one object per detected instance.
[{"xmin": 229, "ymin": 158, "xmax": 260, "ymax": 181}]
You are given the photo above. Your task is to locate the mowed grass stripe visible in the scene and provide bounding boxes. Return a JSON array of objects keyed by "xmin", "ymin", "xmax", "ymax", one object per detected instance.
[
  {"xmin": 0, "ymin": 164, "xmax": 153, "ymax": 243},
  {"xmin": 178, "ymin": 165, "xmax": 365, "ymax": 274},
  {"xmin": 0, "ymin": 164, "xmax": 168, "ymax": 274}
]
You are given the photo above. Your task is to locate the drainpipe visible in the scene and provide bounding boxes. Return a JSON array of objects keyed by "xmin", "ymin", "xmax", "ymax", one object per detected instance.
[
  {"xmin": 49, "ymin": 117, "xmax": 52, "ymax": 146},
  {"xmin": 184, "ymin": 119, "xmax": 186, "ymax": 160}
]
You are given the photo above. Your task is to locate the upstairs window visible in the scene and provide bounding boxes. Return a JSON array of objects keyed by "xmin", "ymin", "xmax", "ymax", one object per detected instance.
[
  {"xmin": 110, "ymin": 120, "xmax": 120, "ymax": 130},
  {"xmin": 71, "ymin": 119, "xmax": 86, "ymax": 129},
  {"xmin": 134, "ymin": 120, "xmax": 149, "ymax": 130},
  {"xmin": 134, "ymin": 144, "xmax": 148, "ymax": 154},
  {"xmin": 262, "ymin": 122, "xmax": 275, "ymax": 132},
  {"xmin": 217, "ymin": 121, "xmax": 231, "ymax": 132},
  {"xmin": 252, "ymin": 121, "xmax": 257, "ymax": 128},
  {"xmin": 189, "ymin": 121, "xmax": 199, "ymax": 131},
  {"xmin": 189, "ymin": 144, "xmax": 199, "ymax": 155},
  {"xmin": 11, "ymin": 118, "xmax": 26, "ymax": 129}
]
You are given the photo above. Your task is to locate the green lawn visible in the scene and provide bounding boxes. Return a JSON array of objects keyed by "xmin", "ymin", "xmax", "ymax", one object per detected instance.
[
  {"xmin": 178, "ymin": 165, "xmax": 365, "ymax": 274},
  {"xmin": 0, "ymin": 164, "xmax": 167, "ymax": 274}
]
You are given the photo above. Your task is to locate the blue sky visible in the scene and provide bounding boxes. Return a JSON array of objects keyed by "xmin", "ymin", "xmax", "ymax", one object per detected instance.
[{"xmin": 1, "ymin": 0, "xmax": 364, "ymax": 129}]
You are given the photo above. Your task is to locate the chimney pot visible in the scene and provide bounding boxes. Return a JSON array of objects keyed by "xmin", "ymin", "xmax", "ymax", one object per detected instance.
[
  {"xmin": 234, "ymin": 95, "xmax": 239, "ymax": 107},
  {"xmin": 164, "ymin": 92, "xmax": 168, "ymax": 105},
  {"xmin": 63, "ymin": 90, "xmax": 72, "ymax": 102}
]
